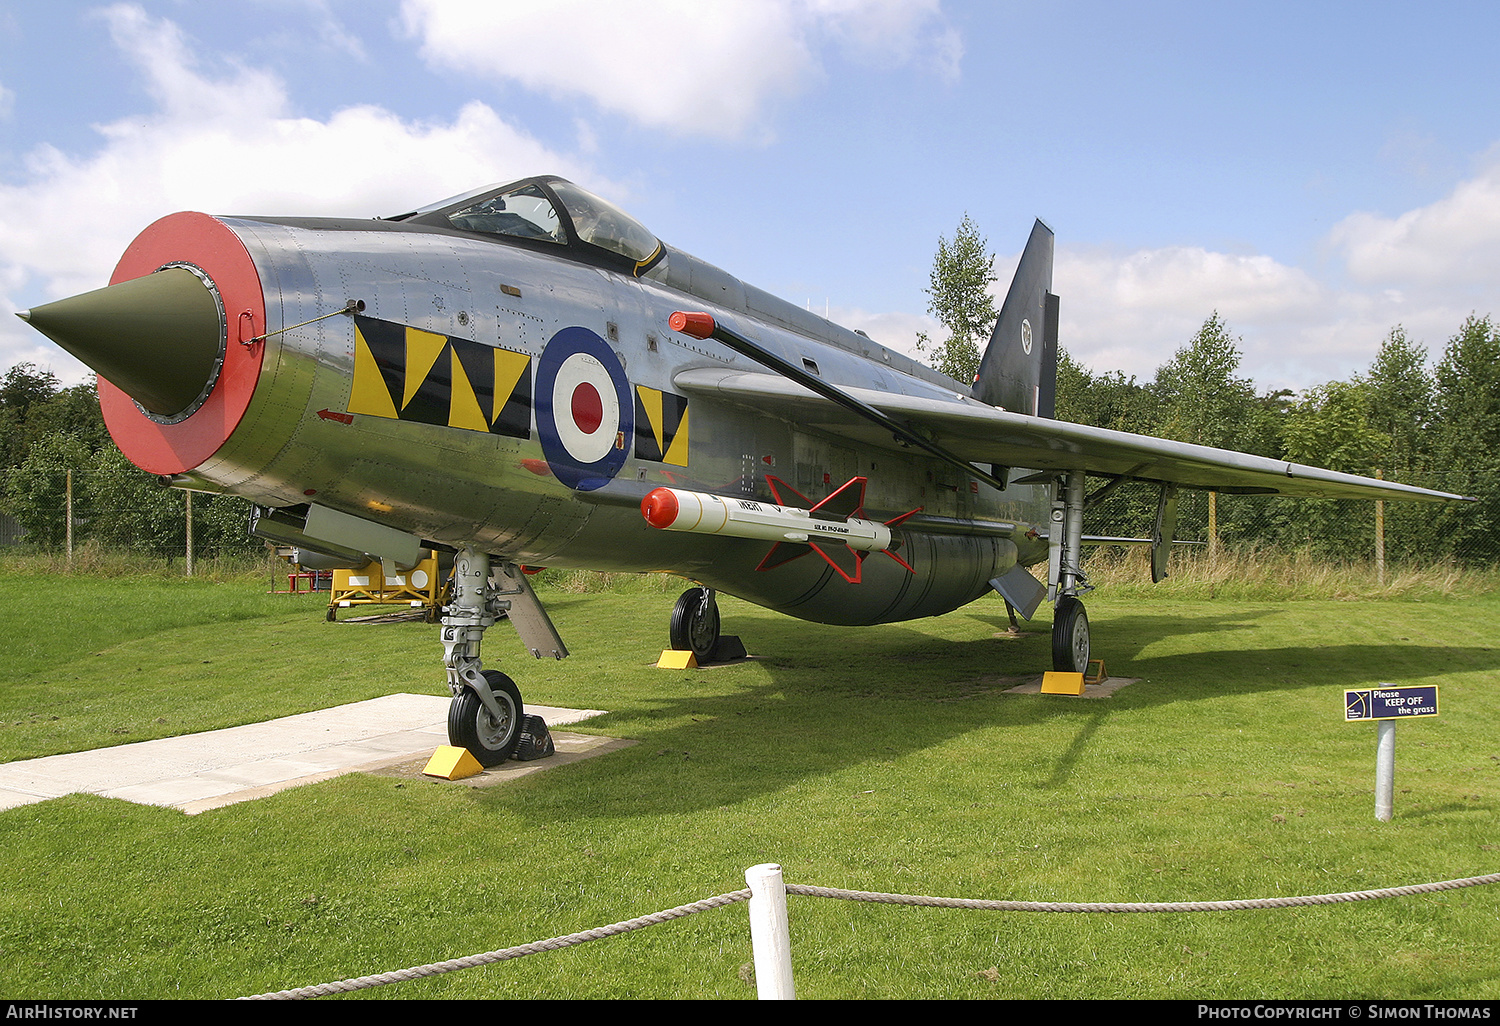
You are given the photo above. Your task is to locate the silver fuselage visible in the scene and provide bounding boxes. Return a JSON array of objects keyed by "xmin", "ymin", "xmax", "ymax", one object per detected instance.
[{"xmin": 186, "ymin": 215, "xmax": 1049, "ymax": 625}]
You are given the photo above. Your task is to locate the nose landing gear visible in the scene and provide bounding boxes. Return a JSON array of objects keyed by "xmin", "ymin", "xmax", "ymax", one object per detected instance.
[
  {"xmin": 440, "ymin": 548, "xmax": 567, "ymax": 766},
  {"xmin": 448, "ymin": 670, "xmax": 524, "ymax": 766}
]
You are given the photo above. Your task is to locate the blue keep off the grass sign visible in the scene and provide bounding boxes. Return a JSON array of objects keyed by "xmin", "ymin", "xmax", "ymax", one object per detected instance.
[{"xmin": 1345, "ymin": 685, "xmax": 1439, "ymax": 720}]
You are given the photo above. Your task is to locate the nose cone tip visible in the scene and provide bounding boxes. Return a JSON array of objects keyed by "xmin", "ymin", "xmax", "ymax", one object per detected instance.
[{"xmin": 19, "ymin": 268, "xmax": 225, "ymax": 418}]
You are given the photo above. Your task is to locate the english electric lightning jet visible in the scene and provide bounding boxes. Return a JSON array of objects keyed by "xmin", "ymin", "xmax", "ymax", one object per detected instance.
[{"xmin": 18, "ymin": 175, "xmax": 1467, "ymax": 766}]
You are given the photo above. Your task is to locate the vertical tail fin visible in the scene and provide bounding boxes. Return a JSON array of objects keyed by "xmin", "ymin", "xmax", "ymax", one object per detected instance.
[{"xmin": 973, "ymin": 219, "xmax": 1057, "ymax": 417}]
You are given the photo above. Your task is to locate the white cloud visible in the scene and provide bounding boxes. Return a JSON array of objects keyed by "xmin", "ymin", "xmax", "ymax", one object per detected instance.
[
  {"xmin": 1014, "ymin": 155, "xmax": 1500, "ymax": 393},
  {"xmin": 842, "ymin": 151, "xmax": 1500, "ymax": 394},
  {"xmin": 0, "ymin": 3, "xmax": 592, "ymax": 380},
  {"xmin": 1056, "ymin": 243, "xmax": 1456, "ymax": 394},
  {"xmin": 296, "ymin": 0, "xmax": 372, "ymax": 64},
  {"xmin": 1330, "ymin": 147, "xmax": 1500, "ymax": 290},
  {"xmin": 827, "ymin": 305, "xmax": 937, "ymax": 360},
  {"xmin": 1056, "ymin": 246, "xmax": 1328, "ymax": 383},
  {"xmin": 1050, "ymin": 227, "xmax": 1499, "ymax": 394},
  {"xmin": 805, "ymin": 0, "xmax": 962, "ymax": 78},
  {"xmin": 399, "ymin": 0, "xmax": 960, "ymax": 140}
]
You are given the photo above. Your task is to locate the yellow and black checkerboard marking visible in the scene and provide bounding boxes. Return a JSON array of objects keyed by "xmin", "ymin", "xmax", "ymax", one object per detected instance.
[
  {"xmin": 348, "ymin": 315, "xmax": 532, "ymax": 438},
  {"xmin": 346, "ymin": 315, "xmax": 690, "ymax": 467},
  {"xmin": 634, "ymin": 385, "xmax": 689, "ymax": 466}
]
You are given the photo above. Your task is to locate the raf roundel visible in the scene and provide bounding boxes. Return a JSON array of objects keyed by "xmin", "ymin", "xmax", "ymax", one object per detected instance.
[
  {"xmin": 1020, "ymin": 318, "xmax": 1033, "ymax": 355},
  {"xmin": 535, "ymin": 326, "xmax": 633, "ymax": 491}
]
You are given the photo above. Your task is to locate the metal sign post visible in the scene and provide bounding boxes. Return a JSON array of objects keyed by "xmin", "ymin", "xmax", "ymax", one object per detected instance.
[{"xmin": 1344, "ymin": 685, "xmax": 1439, "ymax": 822}]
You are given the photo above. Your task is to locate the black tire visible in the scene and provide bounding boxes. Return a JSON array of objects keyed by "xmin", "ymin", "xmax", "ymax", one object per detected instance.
[
  {"xmin": 447, "ymin": 670, "xmax": 524, "ymax": 767},
  {"xmin": 1051, "ymin": 596, "xmax": 1090, "ymax": 674},
  {"xmin": 669, "ymin": 587, "xmax": 720, "ymax": 661}
]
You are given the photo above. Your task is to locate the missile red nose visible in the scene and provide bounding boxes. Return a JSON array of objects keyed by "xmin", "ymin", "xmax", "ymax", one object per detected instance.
[
  {"xmin": 669, "ymin": 311, "xmax": 716, "ymax": 340},
  {"xmin": 641, "ymin": 487, "xmax": 680, "ymax": 529}
]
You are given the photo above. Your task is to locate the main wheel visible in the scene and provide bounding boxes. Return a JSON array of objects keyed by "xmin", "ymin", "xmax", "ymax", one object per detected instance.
[
  {"xmin": 1051, "ymin": 596, "xmax": 1090, "ymax": 674},
  {"xmin": 448, "ymin": 670, "xmax": 524, "ymax": 767},
  {"xmin": 669, "ymin": 587, "xmax": 720, "ymax": 662}
]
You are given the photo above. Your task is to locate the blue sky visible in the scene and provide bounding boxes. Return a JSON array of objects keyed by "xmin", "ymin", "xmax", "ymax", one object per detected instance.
[{"xmin": 4, "ymin": 0, "xmax": 1500, "ymax": 395}]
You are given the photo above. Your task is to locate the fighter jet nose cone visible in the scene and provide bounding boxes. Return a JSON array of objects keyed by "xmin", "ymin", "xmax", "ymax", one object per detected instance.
[
  {"xmin": 15, "ymin": 309, "xmax": 31, "ymax": 322},
  {"xmin": 21, "ymin": 267, "xmax": 225, "ymax": 419}
]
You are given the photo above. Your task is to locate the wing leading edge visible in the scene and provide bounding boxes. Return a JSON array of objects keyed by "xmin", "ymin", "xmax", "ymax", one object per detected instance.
[{"xmin": 673, "ymin": 367, "xmax": 1470, "ymax": 503}]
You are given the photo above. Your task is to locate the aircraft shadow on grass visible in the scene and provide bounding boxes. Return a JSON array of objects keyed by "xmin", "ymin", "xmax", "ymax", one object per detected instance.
[{"xmin": 476, "ymin": 597, "xmax": 1500, "ymax": 820}]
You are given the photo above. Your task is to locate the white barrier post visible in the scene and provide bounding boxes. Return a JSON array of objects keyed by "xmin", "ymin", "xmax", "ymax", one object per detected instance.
[
  {"xmin": 746, "ymin": 863, "xmax": 795, "ymax": 999},
  {"xmin": 1375, "ymin": 719, "xmax": 1396, "ymax": 822}
]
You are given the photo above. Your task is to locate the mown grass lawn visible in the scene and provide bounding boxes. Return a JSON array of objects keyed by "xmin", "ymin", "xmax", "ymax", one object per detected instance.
[{"xmin": 0, "ymin": 569, "xmax": 1495, "ymax": 1000}]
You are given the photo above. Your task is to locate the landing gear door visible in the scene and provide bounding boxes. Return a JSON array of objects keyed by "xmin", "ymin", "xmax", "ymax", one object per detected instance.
[
  {"xmin": 493, "ymin": 563, "xmax": 568, "ymax": 659},
  {"xmin": 990, "ymin": 564, "xmax": 1047, "ymax": 621},
  {"xmin": 1151, "ymin": 483, "xmax": 1179, "ymax": 583}
]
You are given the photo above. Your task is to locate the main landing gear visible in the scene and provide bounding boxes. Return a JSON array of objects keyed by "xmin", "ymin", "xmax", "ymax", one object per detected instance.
[
  {"xmin": 439, "ymin": 548, "xmax": 567, "ymax": 767},
  {"xmin": 1049, "ymin": 470, "xmax": 1092, "ymax": 674},
  {"xmin": 1051, "ymin": 595, "xmax": 1090, "ymax": 675},
  {"xmin": 670, "ymin": 586, "xmax": 720, "ymax": 662}
]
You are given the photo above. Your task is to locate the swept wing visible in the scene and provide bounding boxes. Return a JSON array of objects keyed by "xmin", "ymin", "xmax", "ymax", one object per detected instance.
[{"xmin": 674, "ymin": 366, "xmax": 1466, "ymax": 503}]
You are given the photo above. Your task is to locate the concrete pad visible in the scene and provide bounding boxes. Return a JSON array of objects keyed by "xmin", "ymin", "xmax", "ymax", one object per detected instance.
[
  {"xmin": 368, "ymin": 731, "xmax": 637, "ymax": 790},
  {"xmin": 1004, "ymin": 676, "xmax": 1142, "ymax": 699},
  {"xmin": 0, "ymin": 694, "xmax": 611, "ymax": 815}
]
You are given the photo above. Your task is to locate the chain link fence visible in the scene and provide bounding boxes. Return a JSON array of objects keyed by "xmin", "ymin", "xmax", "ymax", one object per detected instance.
[
  {"xmin": 1087, "ymin": 483, "xmax": 1499, "ymax": 568},
  {"xmin": 2, "ymin": 465, "xmax": 1494, "ymax": 571},
  {"xmin": 0, "ymin": 465, "xmax": 262, "ymax": 563}
]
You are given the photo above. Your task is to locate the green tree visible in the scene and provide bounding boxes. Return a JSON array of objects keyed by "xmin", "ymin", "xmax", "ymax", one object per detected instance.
[
  {"xmin": 1365, "ymin": 326, "xmax": 1432, "ymax": 471},
  {"xmin": 90, "ymin": 446, "xmax": 187, "ymax": 557},
  {"xmin": 915, "ymin": 213, "xmax": 997, "ymax": 383},
  {"xmin": 0, "ymin": 362, "xmax": 59, "ymax": 420},
  {"xmin": 1275, "ymin": 378, "xmax": 1388, "ymax": 557},
  {"xmin": 4, "ymin": 431, "xmax": 92, "ymax": 548},
  {"xmin": 1150, "ymin": 312, "xmax": 1261, "ymax": 451},
  {"xmin": 1429, "ymin": 315, "xmax": 1500, "ymax": 562},
  {"xmin": 28, "ymin": 382, "xmax": 110, "ymax": 454},
  {"xmin": 1056, "ymin": 356, "xmax": 1154, "ymax": 435},
  {"xmin": 0, "ymin": 363, "xmax": 62, "ymax": 468},
  {"xmin": 190, "ymin": 492, "xmax": 259, "ymax": 559},
  {"xmin": 1282, "ymin": 378, "xmax": 1387, "ymax": 475},
  {"xmin": 1146, "ymin": 314, "xmax": 1279, "ymax": 549},
  {"xmin": 88, "ymin": 447, "xmax": 257, "ymax": 560},
  {"xmin": 1362, "ymin": 326, "xmax": 1436, "ymax": 563},
  {"xmin": 1053, "ymin": 348, "xmax": 1100, "ymax": 430}
]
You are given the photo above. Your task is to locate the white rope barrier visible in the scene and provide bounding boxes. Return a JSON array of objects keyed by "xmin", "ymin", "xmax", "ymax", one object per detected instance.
[
  {"xmin": 238, "ymin": 868, "xmax": 1500, "ymax": 999},
  {"xmin": 238, "ymin": 889, "xmax": 752, "ymax": 1000},
  {"xmin": 785, "ymin": 870, "xmax": 1500, "ymax": 913}
]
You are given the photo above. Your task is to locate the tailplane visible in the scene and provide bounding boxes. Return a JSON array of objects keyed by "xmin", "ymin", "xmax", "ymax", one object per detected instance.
[{"xmin": 973, "ymin": 219, "xmax": 1057, "ymax": 417}]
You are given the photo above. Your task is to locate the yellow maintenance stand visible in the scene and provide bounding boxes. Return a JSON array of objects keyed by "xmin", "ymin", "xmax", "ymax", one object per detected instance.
[{"xmin": 326, "ymin": 550, "xmax": 445, "ymax": 621}]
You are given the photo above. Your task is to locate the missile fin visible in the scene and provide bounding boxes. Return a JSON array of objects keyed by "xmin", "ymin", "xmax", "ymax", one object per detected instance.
[
  {"xmin": 809, "ymin": 542, "xmax": 864, "ymax": 584},
  {"xmin": 882, "ymin": 548, "xmax": 916, "ymax": 574},
  {"xmin": 765, "ymin": 475, "xmax": 811, "ymax": 509},
  {"xmin": 810, "ymin": 476, "xmax": 867, "ymax": 520},
  {"xmin": 757, "ymin": 541, "xmax": 812, "ymax": 571},
  {"xmin": 884, "ymin": 505, "xmax": 924, "ymax": 528}
]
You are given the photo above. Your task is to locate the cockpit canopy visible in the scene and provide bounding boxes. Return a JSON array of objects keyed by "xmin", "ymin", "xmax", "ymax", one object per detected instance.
[{"xmin": 401, "ymin": 176, "xmax": 663, "ymax": 276}]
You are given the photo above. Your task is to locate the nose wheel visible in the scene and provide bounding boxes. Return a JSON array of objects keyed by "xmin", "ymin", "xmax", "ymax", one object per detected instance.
[
  {"xmin": 448, "ymin": 670, "xmax": 524, "ymax": 766},
  {"xmin": 670, "ymin": 587, "xmax": 720, "ymax": 662},
  {"xmin": 1051, "ymin": 596, "xmax": 1090, "ymax": 674}
]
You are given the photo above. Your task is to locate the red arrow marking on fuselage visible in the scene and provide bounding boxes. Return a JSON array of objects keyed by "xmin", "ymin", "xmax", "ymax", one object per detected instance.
[{"xmin": 317, "ymin": 409, "xmax": 354, "ymax": 425}]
